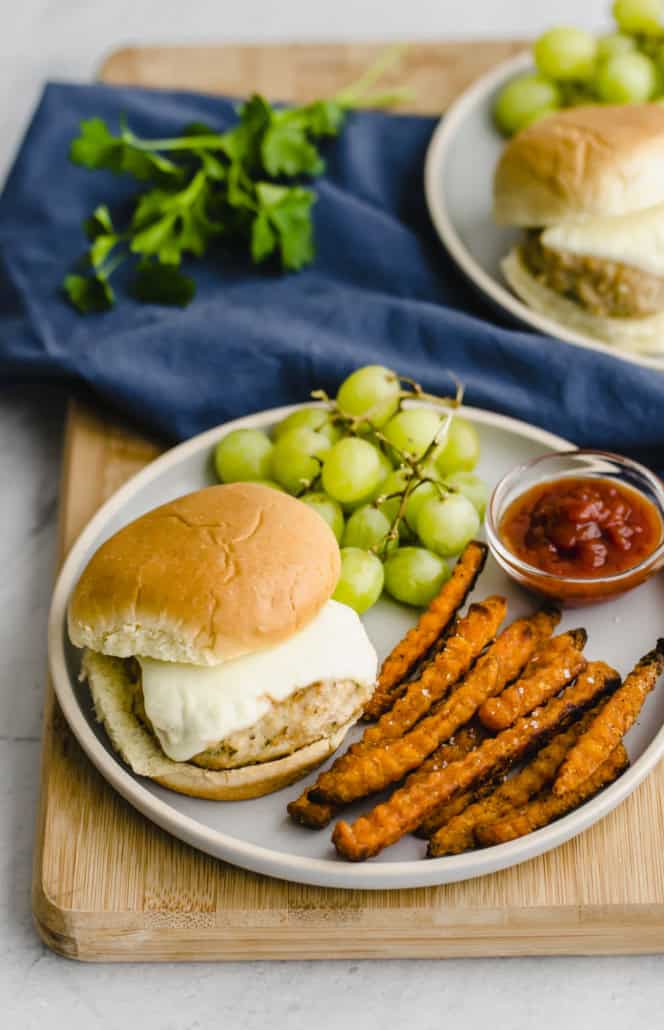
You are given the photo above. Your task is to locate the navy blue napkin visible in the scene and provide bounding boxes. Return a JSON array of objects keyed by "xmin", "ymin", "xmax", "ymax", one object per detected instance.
[{"xmin": 1, "ymin": 81, "xmax": 663, "ymax": 464}]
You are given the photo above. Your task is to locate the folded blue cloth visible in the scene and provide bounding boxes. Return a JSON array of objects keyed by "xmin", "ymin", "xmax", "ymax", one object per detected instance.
[{"xmin": 1, "ymin": 81, "xmax": 663, "ymax": 465}]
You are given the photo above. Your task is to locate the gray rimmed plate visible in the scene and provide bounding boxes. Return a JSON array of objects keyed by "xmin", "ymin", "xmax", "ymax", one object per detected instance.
[{"xmin": 48, "ymin": 403, "xmax": 664, "ymax": 889}]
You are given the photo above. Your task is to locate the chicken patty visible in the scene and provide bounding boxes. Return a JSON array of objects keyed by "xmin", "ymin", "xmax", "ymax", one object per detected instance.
[
  {"xmin": 521, "ymin": 231, "xmax": 664, "ymax": 319},
  {"xmin": 126, "ymin": 662, "xmax": 372, "ymax": 770}
]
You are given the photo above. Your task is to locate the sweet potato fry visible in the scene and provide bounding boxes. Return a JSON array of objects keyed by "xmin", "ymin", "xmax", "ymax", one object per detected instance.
[
  {"xmin": 312, "ymin": 608, "xmax": 557, "ymax": 805},
  {"xmin": 414, "ymin": 778, "xmax": 504, "ymax": 839},
  {"xmin": 475, "ymin": 744, "xmax": 629, "ymax": 846},
  {"xmin": 425, "ymin": 703, "xmax": 601, "ymax": 851},
  {"xmin": 553, "ymin": 640, "xmax": 664, "ymax": 797},
  {"xmin": 478, "ymin": 628, "xmax": 587, "ymax": 732},
  {"xmin": 362, "ymin": 540, "xmax": 487, "ymax": 721},
  {"xmin": 331, "ymin": 661, "xmax": 619, "ymax": 861},
  {"xmin": 360, "ymin": 596, "xmax": 507, "ymax": 748},
  {"xmin": 288, "ymin": 727, "xmax": 481, "ymax": 830}
]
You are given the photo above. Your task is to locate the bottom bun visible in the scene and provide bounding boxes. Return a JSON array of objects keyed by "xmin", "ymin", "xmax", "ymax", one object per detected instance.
[
  {"xmin": 502, "ymin": 247, "xmax": 664, "ymax": 356},
  {"xmin": 82, "ymin": 650, "xmax": 359, "ymax": 801}
]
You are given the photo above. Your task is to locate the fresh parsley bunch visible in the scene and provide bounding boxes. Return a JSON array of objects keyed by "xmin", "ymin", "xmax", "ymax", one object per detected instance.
[{"xmin": 64, "ymin": 50, "xmax": 408, "ymax": 313}]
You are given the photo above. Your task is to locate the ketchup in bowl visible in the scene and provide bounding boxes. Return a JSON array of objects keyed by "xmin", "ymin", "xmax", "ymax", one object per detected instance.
[
  {"xmin": 486, "ymin": 452, "xmax": 664, "ymax": 607},
  {"xmin": 500, "ymin": 477, "xmax": 662, "ymax": 580}
]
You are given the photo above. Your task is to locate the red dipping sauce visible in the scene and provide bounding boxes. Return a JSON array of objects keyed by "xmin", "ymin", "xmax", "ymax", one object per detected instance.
[{"xmin": 500, "ymin": 477, "xmax": 663, "ymax": 602}]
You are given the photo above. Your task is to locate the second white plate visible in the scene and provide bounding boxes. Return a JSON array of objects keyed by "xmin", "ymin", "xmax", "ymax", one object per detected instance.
[{"xmin": 424, "ymin": 51, "xmax": 664, "ymax": 370}]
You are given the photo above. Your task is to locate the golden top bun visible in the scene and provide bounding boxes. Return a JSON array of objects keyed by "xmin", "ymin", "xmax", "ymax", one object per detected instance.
[
  {"xmin": 494, "ymin": 105, "xmax": 664, "ymax": 227},
  {"xmin": 68, "ymin": 483, "xmax": 341, "ymax": 665}
]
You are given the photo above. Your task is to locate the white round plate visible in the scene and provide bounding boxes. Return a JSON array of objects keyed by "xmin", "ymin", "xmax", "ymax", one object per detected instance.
[
  {"xmin": 424, "ymin": 51, "xmax": 664, "ymax": 371},
  {"xmin": 49, "ymin": 404, "xmax": 664, "ymax": 889}
]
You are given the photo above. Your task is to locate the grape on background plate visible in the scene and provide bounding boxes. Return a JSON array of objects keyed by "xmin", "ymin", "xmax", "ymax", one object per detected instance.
[
  {"xmin": 374, "ymin": 467, "xmax": 413, "ymax": 527},
  {"xmin": 214, "ymin": 428, "xmax": 273, "ymax": 483},
  {"xmin": 299, "ymin": 491, "xmax": 345, "ymax": 542},
  {"xmin": 493, "ymin": 74, "xmax": 562, "ymax": 136},
  {"xmin": 595, "ymin": 50, "xmax": 658, "ymax": 102},
  {"xmin": 383, "ymin": 408, "xmax": 444, "ymax": 462},
  {"xmin": 249, "ymin": 478, "xmax": 284, "ymax": 492},
  {"xmin": 271, "ymin": 426, "xmax": 331, "ymax": 495},
  {"xmin": 383, "ymin": 546, "xmax": 451, "ymax": 607},
  {"xmin": 336, "ymin": 364, "xmax": 401, "ymax": 428},
  {"xmin": 273, "ymin": 407, "xmax": 341, "ymax": 444},
  {"xmin": 333, "ymin": 547, "xmax": 385, "ymax": 614},
  {"xmin": 416, "ymin": 493, "xmax": 481, "ymax": 558},
  {"xmin": 342, "ymin": 504, "xmax": 394, "ymax": 551},
  {"xmin": 596, "ymin": 32, "xmax": 636, "ymax": 63},
  {"xmin": 613, "ymin": 0, "xmax": 663, "ymax": 34},
  {"xmin": 434, "ymin": 417, "xmax": 480, "ymax": 477},
  {"xmin": 322, "ymin": 437, "xmax": 386, "ymax": 505},
  {"xmin": 534, "ymin": 27, "xmax": 597, "ymax": 81},
  {"xmin": 404, "ymin": 479, "xmax": 441, "ymax": 532}
]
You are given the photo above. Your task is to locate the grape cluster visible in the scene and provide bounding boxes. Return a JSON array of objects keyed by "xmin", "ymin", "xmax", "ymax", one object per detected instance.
[
  {"xmin": 495, "ymin": 0, "xmax": 664, "ymax": 136},
  {"xmin": 213, "ymin": 365, "xmax": 488, "ymax": 615}
]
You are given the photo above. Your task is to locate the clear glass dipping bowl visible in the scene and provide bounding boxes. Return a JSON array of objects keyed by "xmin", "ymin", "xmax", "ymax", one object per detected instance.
[{"xmin": 485, "ymin": 450, "xmax": 664, "ymax": 607}]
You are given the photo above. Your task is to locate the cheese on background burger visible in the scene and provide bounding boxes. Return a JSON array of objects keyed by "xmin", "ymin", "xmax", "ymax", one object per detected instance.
[
  {"xmin": 68, "ymin": 482, "xmax": 377, "ymax": 800},
  {"xmin": 493, "ymin": 104, "xmax": 664, "ymax": 353}
]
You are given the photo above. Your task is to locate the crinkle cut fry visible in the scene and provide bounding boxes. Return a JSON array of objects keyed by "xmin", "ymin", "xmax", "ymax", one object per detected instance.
[
  {"xmin": 360, "ymin": 596, "xmax": 507, "ymax": 748},
  {"xmin": 362, "ymin": 540, "xmax": 488, "ymax": 721},
  {"xmin": 287, "ymin": 712, "xmax": 482, "ymax": 831},
  {"xmin": 478, "ymin": 628, "xmax": 587, "ymax": 733},
  {"xmin": 424, "ymin": 699, "xmax": 603, "ymax": 852},
  {"xmin": 553, "ymin": 639, "xmax": 664, "ymax": 797},
  {"xmin": 476, "ymin": 744, "xmax": 629, "ymax": 846},
  {"xmin": 331, "ymin": 662, "xmax": 620, "ymax": 861},
  {"xmin": 312, "ymin": 607, "xmax": 558, "ymax": 805},
  {"xmin": 414, "ymin": 778, "xmax": 504, "ymax": 839}
]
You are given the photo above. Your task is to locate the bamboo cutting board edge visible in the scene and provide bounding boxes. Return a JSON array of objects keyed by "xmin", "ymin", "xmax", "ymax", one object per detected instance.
[{"xmin": 31, "ymin": 40, "xmax": 664, "ymax": 961}]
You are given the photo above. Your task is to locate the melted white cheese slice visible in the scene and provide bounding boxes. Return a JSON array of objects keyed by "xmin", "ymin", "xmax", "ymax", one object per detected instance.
[
  {"xmin": 542, "ymin": 203, "xmax": 664, "ymax": 278},
  {"xmin": 137, "ymin": 600, "xmax": 378, "ymax": 762}
]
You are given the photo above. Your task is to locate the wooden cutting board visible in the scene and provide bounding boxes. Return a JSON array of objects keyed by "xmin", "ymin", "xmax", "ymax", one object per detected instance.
[{"xmin": 32, "ymin": 40, "xmax": 664, "ymax": 961}]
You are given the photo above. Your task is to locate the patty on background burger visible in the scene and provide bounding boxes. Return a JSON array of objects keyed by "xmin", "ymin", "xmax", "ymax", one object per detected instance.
[
  {"xmin": 68, "ymin": 482, "xmax": 378, "ymax": 800},
  {"xmin": 494, "ymin": 103, "xmax": 664, "ymax": 353}
]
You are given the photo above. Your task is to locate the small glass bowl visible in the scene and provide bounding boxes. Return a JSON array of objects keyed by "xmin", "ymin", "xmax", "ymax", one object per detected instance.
[{"xmin": 485, "ymin": 450, "xmax": 664, "ymax": 607}]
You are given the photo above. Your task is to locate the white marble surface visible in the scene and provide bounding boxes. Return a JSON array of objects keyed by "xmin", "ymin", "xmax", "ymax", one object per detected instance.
[{"xmin": 4, "ymin": 0, "xmax": 664, "ymax": 1025}]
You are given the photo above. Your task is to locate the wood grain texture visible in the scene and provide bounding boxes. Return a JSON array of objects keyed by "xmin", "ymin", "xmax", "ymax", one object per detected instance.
[{"xmin": 32, "ymin": 41, "xmax": 664, "ymax": 962}]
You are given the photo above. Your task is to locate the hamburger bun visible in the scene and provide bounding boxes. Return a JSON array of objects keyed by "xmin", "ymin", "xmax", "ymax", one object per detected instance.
[
  {"xmin": 494, "ymin": 105, "xmax": 664, "ymax": 227},
  {"xmin": 68, "ymin": 482, "xmax": 341, "ymax": 665},
  {"xmin": 83, "ymin": 650, "xmax": 358, "ymax": 800},
  {"xmin": 501, "ymin": 246, "xmax": 664, "ymax": 355}
]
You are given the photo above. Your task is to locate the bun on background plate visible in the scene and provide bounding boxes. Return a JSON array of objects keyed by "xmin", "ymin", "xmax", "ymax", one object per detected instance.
[
  {"xmin": 493, "ymin": 104, "xmax": 664, "ymax": 354},
  {"xmin": 68, "ymin": 483, "xmax": 378, "ymax": 800}
]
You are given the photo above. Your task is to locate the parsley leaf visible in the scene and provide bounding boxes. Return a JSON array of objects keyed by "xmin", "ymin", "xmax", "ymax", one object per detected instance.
[
  {"xmin": 63, "ymin": 273, "xmax": 115, "ymax": 313},
  {"xmin": 133, "ymin": 263, "xmax": 196, "ymax": 306},
  {"xmin": 253, "ymin": 183, "xmax": 315, "ymax": 270},
  {"xmin": 70, "ymin": 118, "xmax": 182, "ymax": 181}
]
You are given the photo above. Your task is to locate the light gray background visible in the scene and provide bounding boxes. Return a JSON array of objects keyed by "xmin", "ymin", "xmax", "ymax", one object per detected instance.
[{"xmin": 4, "ymin": 1, "xmax": 664, "ymax": 1026}]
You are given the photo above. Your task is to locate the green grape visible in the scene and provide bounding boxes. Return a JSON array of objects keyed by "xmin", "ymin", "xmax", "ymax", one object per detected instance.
[
  {"xmin": 299, "ymin": 491, "xmax": 345, "ymax": 542},
  {"xmin": 342, "ymin": 504, "xmax": 393, "ymax": 551},
  {"xmin": 383, "ymin": 547, "xmax": 450, "ymax": 608},
  {"xmin": 321, "ymin": 437, "xmax": 385, "ymax": 505},
  {"xmin": 214, "ymin": 429, "xmax": 274, "ymax": 483},
  {"xmin": 493, "ymin": 74, "xmax": 562, "ymax": 136},
  {"xmin": 270, "ymin": 427, "xmax": 331, "ymax": 494},
  {"xmin": 534, "ymin": 27, "xmax": 597, "ymax": 81},
  {"xmin": 595, "ymin": 51, "xmax": 657, "ymax": 101},
  {"xmin": 434, "ymin": 418, "xmax": 480, "ymax": 477},
  {"xmin": 333, "ymin": 548, "xmax": 385, "ymax": 614},
  {"xmin": 273, "ymin": 407, "xmax": 341, "ymax": 444},
  {"xmin": 613, "ymin": 0, "xmax": 662, "ymax": 34},
  {"xmin": 596, "ymin": 32, "xmax": 636, "ymax": 63},
  {"xmin": 249, "ymin": 479, "xmax": 284, "ymax": 492},
  {"xmin": 404, "ymin": 479, "xmax": 441, "ymax": 532},
  {"xmin": 416, "ymin": 494, "xmax": 481, "ymax": 558},
  {"xmin": 374, "ymin": 468, "xmax": 412, "ymax": 527},
  {"xmin": 336, "ymin": 365, "xmax": 401, "ymax": 428},
  {"xmin": 383, "ymin": 408, "xmax": 443, "ymax": 462},
  {"xmin": 444, "ymin": 471, "xmax": 489, "ymax": 519}
]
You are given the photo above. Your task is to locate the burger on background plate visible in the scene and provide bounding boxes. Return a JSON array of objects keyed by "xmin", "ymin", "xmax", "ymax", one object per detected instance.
[
  {"xmin": 68, "ymin": 482, "xmax": 377, "ymax": 800},
  {"xmin": 494, "ymin": 104, "xmax": 664, "ymax": 354}
]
